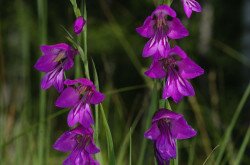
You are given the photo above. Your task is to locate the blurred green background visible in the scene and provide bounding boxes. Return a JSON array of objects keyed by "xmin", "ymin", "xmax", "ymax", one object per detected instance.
[{"xmin": 0, "ymin": 0, "xmax": 250, "ymax": 164}]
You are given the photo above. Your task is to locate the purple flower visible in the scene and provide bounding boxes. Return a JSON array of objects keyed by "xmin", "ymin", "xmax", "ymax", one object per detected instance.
[
  {"xmin": 145, "ymin": 46, "xmax": 204, "ymax": 103},
  {"xmin": 34, "ymin": 43, "xmax": 78, "ymax": 92},
  {"xmin": 136, "ymin": 5, "xmax": 189, "ymax": 58},
  {"xmin": 182, "ymin": 0, "xmax": 202, "ymax": 18},
  {"xmin": 144, "ymin": 109, "xmax": 197, "ymax": 165},
  {"xmin": 74, "ymin": 16, "xmax": 86, "ymax": 35},
  {"xmin": 53, "ymin": 125, "xmax": 100, "ymax": 165},
  {"xmin": 55, "ymin": 78, "xmax": 105, "ymax": 127}
]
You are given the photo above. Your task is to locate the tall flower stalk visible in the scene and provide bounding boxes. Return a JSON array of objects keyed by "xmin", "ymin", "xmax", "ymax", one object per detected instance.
[
  {"xmin": 34, "ymin": 0, "xmax": 105, "ymax": 164},
  {"xmin": 136, "ymin": 0, "xmax": 203, "ymax": 164}
]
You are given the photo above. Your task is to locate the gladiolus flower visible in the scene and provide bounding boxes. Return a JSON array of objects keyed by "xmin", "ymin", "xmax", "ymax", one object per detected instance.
[
  {"xmin": 55, "ymin": 78, "xmax": 105, "ymax": 127},
  {"xmin": 136, "ymin": 5, "xmax": 189, "ymax": 58},
  {"xmin": 144, "ymin": 109, "xmax": 197, "ymax": 165},
  {"xmin": 145, "ymin": 46, "xmax": 204, "ymax": 102},
  {"xmin": 34, "ymin": 43, "xmax": 78, "ymax": 92},
  {"xmin": 53, "ymin": 126, "xmax": 100, "ymax": 165},
  {"xmin": 74, "ymin": 16, "xmax": 86, "ymax": 35}
]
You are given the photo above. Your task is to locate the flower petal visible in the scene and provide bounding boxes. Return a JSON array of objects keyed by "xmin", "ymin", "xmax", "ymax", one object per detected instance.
[
  {"xmin": 145, "ymin": 60, "xmax": 166, "ymax": 79},
  {"xmin": 176, "ymin": 77, "xmax": 195, "ymax": 97},
  {"xmin": 156, "ymin": 134, "xmax": 176, "ymax": 160},
  {"xmin": 152, "ymin": 109, "xmax": 182, "ymax": 123},
  {"xmin": 178, "ymin": 57, "xmax": 204, "ymax": 79},
  {"xmin": 54, "ymin": 69, "xmax": 65, "ymax": 92},
  {"xmin": 63, "ymin": 149, "xmax": 83, "ymax": 165},
  {"xmin": 144, "ymin": 123, "xmax": 161, "ymax": 140},
  {"xmin": 40, "ymin": 43, "xmax": 69, "ymax": 55},
  {"xmin": 171, "ymin": 117, "xmax": 197, "ymax": 139},
  {"xmin": 34, "ymin": 54, "xmax": 57, "ymax": 72},
  {"xmin": 169, "ymin": 46, "xmax": 187, "ymax": 59},
  {"xmin": 136, "ymin": 16, "xmax": 155, "ymax": 38},
  {"xmin": 41, "ymin": 69, "xmax": 58, "ymax": 90},
  {"xmin": 67, "ymin": 104, "xmax": 94, "ymax": 128},
  {"xmin": 63, "ymin": 57, "xmax": 74, "ymax": 71},
  {"xmin": 55, "ymin": 87, "xmax": 80, "ymax": 108},
  {"xmin": 53, "ymin": 131, "xmax": 77, "ymax": 152},
  {"xmin": 152, "ymin": 5, "xmax": 176, "ymax": 18},
  {"xmin": 74, "ymin": 16, "xmax": 86, "ymax": 35},
  {"xmin": 183, "ymin": 1, "xmax": 193, "ymax": 18},
  {"xmin": 163, "ymin": 73, "xmax": 183, "ymax": 103},
  {"xmin": 89, "ymin": 91, "xmax": 105, "ymax": 104},
  {"xmin": 167, "ymin": 18, "xmax": 189, "ymax": 39},
  {"xmin": 78, "ymin": 104, "xmax": 94, "ymax": 128},
  {"xmin": 85, "ymin": 140, "xmax": 100, "ymax": 154},
  {"xmin": 142, "ymin": 37, "xmax": 158, "ymax": 57}
]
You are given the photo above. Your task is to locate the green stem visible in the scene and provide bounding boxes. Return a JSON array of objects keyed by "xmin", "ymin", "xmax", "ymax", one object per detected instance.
[{"xmin": 37, "ymin": 0, "xmax": 47, "ymax": 164}]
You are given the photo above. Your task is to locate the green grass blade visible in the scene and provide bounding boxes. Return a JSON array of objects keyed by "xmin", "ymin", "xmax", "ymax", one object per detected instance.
[
  {"xmin": 100, "ymin": 104, "xmax": 116, "ymax": 165},
  {"xmin": 203, "ymin": 145, "xmax": 220, "ymax": 165},
  {"xmin": 37, "ymin": 0, "xmax": 47, "ymax": 164},
  {"xmin": 91, "ymin": 59, "xmax": 104, "ymax": 163},
  {"xmin": 117, "ymin": 104, "xmax": 144, "ymax": 164},
  {"xmin": 138, "ymin": 81, "xmax": 158, "ymax": 165},
  {"xmin": 215, "ymin": 82, "xmax": 250, "ymax": 164},
  {"xmin": 234, "ymin": 126, "xmax": 250, "ymax": 165}
]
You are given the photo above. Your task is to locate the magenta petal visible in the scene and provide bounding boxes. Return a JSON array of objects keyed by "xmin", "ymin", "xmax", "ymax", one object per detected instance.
[
  {"xmin": 167, "ymin": 18, "xmax": 189, "ymax": 39},
  {"xmin": 152, "ymin": 109, "xmax": 182, "ymax": 122},
  {"xmin": 67, "ymin": 104, "xmax": 94, "ymax": 128},
  {"xmin": 53, "ymin": 131, "xmax": 77, "ymax": 152},
  {"xmin": 183, "ymin": 1, "xmax": 193, "ymax": 18},
  {"xmin": 153, "ymin": 5, "xmax": 176, "ymax": 18},
  {"xmin": 163, "ymin": 74, "xmax": 183, "ymax": 103},
  {"xmin": 67, "ymin": 107, "xmax": 80, "ymax": 127},
  {"xmin": 78, "ymin": 104, "xmax": 94, "ymax": 128},
  {"xmin": 178, "ymin": 58, "xmax": 204, "ymax": 79},
  {"xmin": 144, "ymin": 123, "xmax": 160, "ymax": 140},
  {"xmin": 40, "ymin": 43, "xmax": 69, "ymax": 55},
  {"xmin": 64, "ymin": 79, "xmax": 79, "ymax": 86},
  {"xmin": 136, "ymin": 16, "xmax": 155, "ymax": 38},
  {"xmin": 172, "ymin": 117, "xmax": 197, "ymax": 139},
  {"xmin": 145, "ymin": 61, "xmax": 166, "ymax": 79},
  {"xmin": 74, "ymin": 16, "xmax": 86, "ymax": 35},
  {"xmin": 41, "ymin": 70, "xmax": 56, "ymax": 90},
  {"xmin": 63, "ymin": 150, "xmax": 83, "ymax": 165},
  {"xmin": 34, "ymin": 54, "xmax": 57, "ymax": 72},
  {"xmin": 54, "ymin": 69, "xmax": 65, "ymax": 92},
  {"xmin": 169, "ymin": 46, "xmax": 187, "ymax": 59},
  {"xmin": 142, "ymin": 37, "xmax": 158, "ymax": 57},
  {"xmin": 176, "ymin": 77, "xmax": 195, "ymax": 96},
  {"xmin": 77, "ymin": 78, "xmax": 94, "ymax": 87},
  {"xmin": 90, "ymin": 91, "xmax": 105, "ymax": 104},
  {"xmin": 55, "ymin": 87, "xmax": 80, "ymax": 108},
  {"xmin": 85, "ymin": 140, "xmax": 100, "ymax": 154},
  {"xmin": 63, "ymin": 58, "xmax": 74, "ymax": 71},
  {"xmin": 156, "ymin": 134, "xmax": 176, "ymax": 160},
  {"xmin": 190, "ymin": 0, "xmax": 202, "ymax": 12}
]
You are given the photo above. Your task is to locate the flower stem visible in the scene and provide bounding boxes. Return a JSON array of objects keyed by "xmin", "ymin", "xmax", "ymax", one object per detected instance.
[{"xmin": 37, "ymin": 0, "xmax": 47, "ymax": 164}]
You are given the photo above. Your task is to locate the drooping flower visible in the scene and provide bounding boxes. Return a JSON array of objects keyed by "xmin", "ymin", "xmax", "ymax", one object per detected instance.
[
  {"xmin": 34, "ymin": 43, "xmax": 78, "ymax": 92},
  {"xmin": 182, "ymin": 0, "xmax": 202, "ymax": 18},
  {"xmin": 53, "ymin": 125, "xmax": 100, "ymax": 165},
  {"xmin": 145, "ymin": 46, "xmax": 204, "ymax": 103},
  {"xmin": 144, "ymin": 109, "xmax": 197, "ymax": 165},
  {"xmin": 74, "ymin": 16, "xmax": 86, "ymax": 35},
  {"xmin": 55, "ymin": 78, "xmax": 105, "ymax": 127},
  {"xmin": 136, "ymin": 5, "xmax": 189, "ymax": 58}
]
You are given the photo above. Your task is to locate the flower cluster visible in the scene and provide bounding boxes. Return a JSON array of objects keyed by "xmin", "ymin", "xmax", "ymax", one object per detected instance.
[
  {"xmin": 35, "ymin": 17, "xmax": 102, "ymax": 165},
  {"xmin": 137, "ymin": 2, "xmax": 203, "ymax": 164}
]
